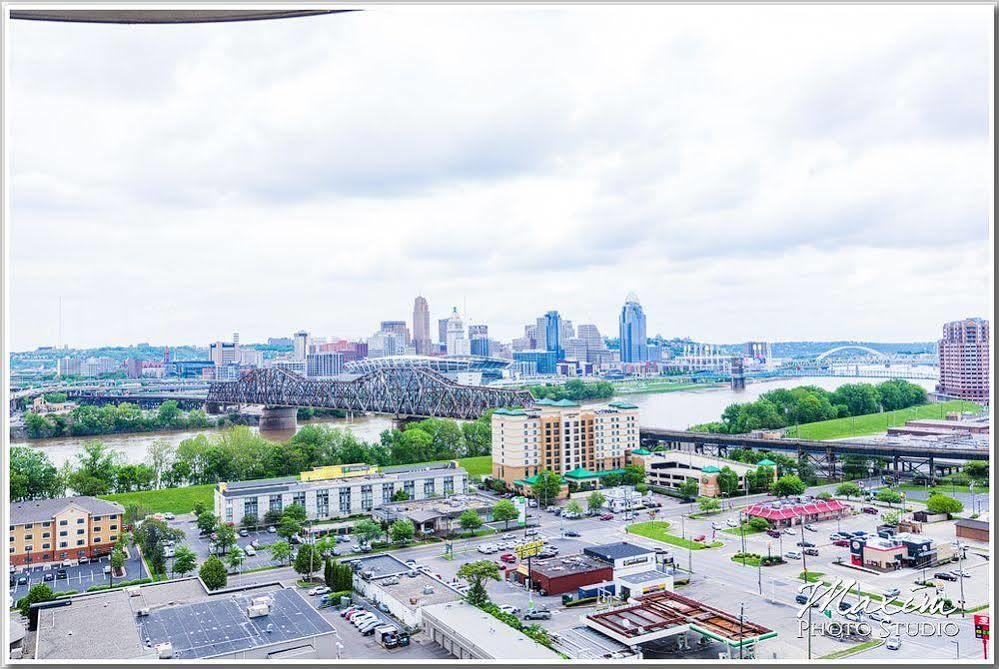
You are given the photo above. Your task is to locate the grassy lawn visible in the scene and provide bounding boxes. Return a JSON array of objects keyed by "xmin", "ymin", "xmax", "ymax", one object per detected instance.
[
  {"xmin": 614, "ymin": 381, "xmax": 723, "ymax": 395},
  {"xmin": 798, "ymin": 571, "xmax": 826, "ymax": 583},
  {"xmin": 100, "ymin": 484, "xmax": 215, "ymax": 515},
  {"xmin": 626, "ymin": 521, "xmax": 723, "ymax": 550},
  {"xmin": 898, "ymin": 482, "xmax": 989, "ymax": 495},
  {"xmin": 722, "ymin": 524, "xmax": 767, "ymax": 536},
  {"xmin": 731, "ymin": 554, "xmax": 762, "ymax": 567},
  {"xmin": 821, "ymin": 639, "xmax": 884, "ymax": 659},
  {"xmin": 788, "ymin": 400, "xmax": 983, "ymax": 441}
]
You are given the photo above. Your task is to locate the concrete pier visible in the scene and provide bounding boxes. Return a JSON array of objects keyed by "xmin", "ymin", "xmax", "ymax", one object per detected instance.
[{"xmin": 259, "ymin": 405, "xmax": 297, "ymax": 432}]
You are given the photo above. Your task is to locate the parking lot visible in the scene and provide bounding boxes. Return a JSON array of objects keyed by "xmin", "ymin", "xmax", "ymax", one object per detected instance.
[
  {"xmin": 171, "ymin": 516, "xmax": 280, "ymax": 572},
  {"xmin": 9, "ymin": 553, "xmax": 146, "ymax": 601}
]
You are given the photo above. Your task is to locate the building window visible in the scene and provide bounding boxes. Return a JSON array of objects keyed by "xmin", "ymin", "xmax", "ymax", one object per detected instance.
[
  {"xmin": 93, "ymin": 516, "xmax": 102, "ymax": 522},
  {"xmin": 77, "ymin": 518, "xmax": 85, "ymax": 524},
  {"xmin": 424, "ymin": 480, "xmax": 435, "ymax": 497},
  {"xmin": 382, "ymin": 483, "xmax": 394, "ymax": 502},
  {"xmin": 293, "ymin": 492, "xmax": 306, "ymax": 508},
  {"xmin": 404, "ymin": 481, "xmax": 415, "ymax": 499},
  {"xmin": 316, "ymin": 490, "xmax": 329, "ymax": 517},
  {"xmin": 361, "ymin": 485, "xmax": 373, "ymax": 511},
  {"xmin": 24, "ymin": 534, "xmax": 32, "ymax": 541},
  {"xmin": 443, "ymin": 478, "xmax": 454, "ymax": 496},
  {"xmin": 24, "ymin": 524, "xmax": 33, "ymax": 529},
  {"xmin": 76, "ymin": 540, "xmax": 85, "ymax": 546},
  {"xmin": 59, "ymin": 520, "xmax": 68, "ymax": 526},
  {"xmin": 244, "ymin": 498, "xmax": 258, "ymax": 518},
  {"xmin": 59, "ymin": 542, "xmax": 68, "ymax": 548},
  {"xmin": 339, "ymin": 488, "xmax": 351, "ymax": 513},
  {"xmin": 110, "ymin": 535, "xmax": 117, "ymax": 542},
  {"xmin": 24, "ymin": 545, "xmax": 33, "ymax": 552},
  {"xmin": 59, "ymin": 531, "xmax": 67, "ymax": 537},
  {"xmin": 77, "ymin": 529, "xmax": 85, "ymax": 535},
  {"xmin": 42, "ymin": 532, "xmax": 50, "ymax": 538},
  {"xmin": 269, "ymin": 495, "xmax": 283, "ymax": 513},
  {"xmin": 109, "ymin": 524, "xmax": 117, "ymax": 530},
  {"xmin": 42, "ymin": 543, "xmax": 50, "ymax": 549}
]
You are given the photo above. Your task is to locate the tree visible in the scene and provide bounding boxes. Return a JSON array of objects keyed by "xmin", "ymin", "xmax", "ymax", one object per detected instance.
[
  {"xmin": 241, "ymin": 513, "xmax": 259, "ymax": 530},
  {"xmin": 134, "ymin": 518, "xmax": 183, "ymax": 574},
  {"xmin": 963, "ymin": 462, "xmax": 988, "ymax": 482},
  {"xmin": 748, "ymin": 517, "xmax": 770, "ymax": 531},
  {"xmin": 457, "ymin": 560, "xmax": 501, "ymax": 607},
  {"xmin": 225, "ymin": 546, "xmax": 246, "ymax": 573},
  {"xmin": 294, "ymin": 543, "xmax": 322, "ymax": 581},
  {"xmin": 876, "ymin": 489, "xmax": 903, "ymax": 508},
  {"xmin": 200, "ymin": 556, "xmax": 228, "ymax": 590},
  {"xmin": 173, "ymin": 545, "xmax": 197, "ymax": 577},
  {"xmin": 67, "ymin": 441, "xmax": 122, "ymax": 496},
  {"xmin": 770, "ymin": 475, "xmax": 806, "ymax": 498},
  {"xmin": 816, "ymin": 491, "xmax": 832, "ymax": 500},
  {"xmin": 192, "ymin": 500, "xmax": 208, "ymax": 517},
  {"xmin": 196, "ymin": 511, "xmax": 218, "ymax": 535},
  {"xmin": 110, "ymin": 545, "xmax": 126, "ymax": 586},
  {"xmin": 145, "ymin": 439, "xmax": 175, "ymax": 489},
  {"xmin": 926, "ymin": 493, "xmax": 964, "ymax": 516},
  {"xmin": 587, "ymin": 491, "xmax": 606, "ymax": 514},
  {"xmin": 353, "ymin": 519, "xmax": 382, "ymax": 546},
  {"xmin": 678, "ymin": 479, "xmax": 699, "ymax": 500},
  {"xmin": 215, "ymin": 523, "xmax": 238, "ymax": 555},
  {"xmin": 157, "ymin": 400, "xmax": 182, "ymax": 425},
  {"xmin": 492, "ymin": 500, "xmax": 519, "ymax": 529},
  {"xmin": 277, "ymin": 516, "xmax": 302, "ymax": 541},
  {"xmin": 392, "ymin": 488, "xmax": 411, "ymax": 502},
  {"xmin": 324, "ymin": 557, "xmax": 335, "ymax": 588},
  {"xmin": 459, "ymin": 509, "xmax": 483, "ymax": 533},
  {"xmin": 836, "ymin": 482, "xmax": 862, "ymax": 499},
  {"xmin": 697, "ymin": 497, "xmax": 721, "ymax": 514},
  {"xmin": 10, "ymin": 446, "xmax": 63, "ymax": 501},
  {"xmin": 17, "ymin": 583, "xmax": 55, "ymax": 617},
  {"xmin": 716, "ymin": 467, "xmax": 740, "ymax": 496},
  {"xmin": 531, "ymin": 471, "xmax": 563, "ymax": 508},
  {"xmin": 269, "ymin": 540, "xmax": 292, "ymax": 566},
  {"xmin": 263, "ymin": 509, "xmax": 284, "ymax": 526},
  {"xmin": 881, "ymin": 511, "xmax": 901, "ymax": 526},
  {"xmin": 282, "ymin": 503, "xmax": 308, "ymax": 525},
  {"xmin": 622, "ymin": 464, "xmax": 645, "ymax": 486},
  {"xmin": 564, "ymin": 500, "xmax": 584, "ymax": 517},
  {"xmin": 389, "ymin": 519, "xmax": 415, "ymax": 544}
]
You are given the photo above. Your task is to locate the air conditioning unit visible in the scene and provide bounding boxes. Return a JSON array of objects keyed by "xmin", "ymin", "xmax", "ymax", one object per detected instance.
[
  {"xmin": 422, "ymin": 586, "xmax": 435, "ymax": 595},
  {"xmin": 251, "ymin": 596, "xmax": 273, "ymax": 607},
  {"xmin": 247, "ymin": 604, "xmax": 270, "ymax": 618},
  {"xmin": 155, "ymin": 642, "xmax": 173, "ymax": 659},
  {"xmin": 137, "ymin": 608, "xmax": 150, "ymax": 617},
  {"xmin": 126, "ymin": 586, "xmax": 141, "ymax": 597}
]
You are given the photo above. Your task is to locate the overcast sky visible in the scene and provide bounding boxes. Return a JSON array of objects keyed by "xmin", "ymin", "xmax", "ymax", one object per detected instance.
[{"xmin": 9, "ymin": 5, "xmax": 993, "ymax": 351}]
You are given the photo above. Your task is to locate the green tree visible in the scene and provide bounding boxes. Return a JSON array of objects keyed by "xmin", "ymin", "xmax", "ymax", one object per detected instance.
[
  {"xmin": 531, "ymin": 471, "xmax": 563, "ymax": 508},
  {"xmin": 172, "ymin": 545, "xmax": 197, "ymax": 577},
  {"xmin": 353, "ymin": 519, "xmax": 382, "ymax": 546},
  {"xmin": 457, "ymin": 560, "xmax": 501, "ymax": 607},
  {"xmin": 678, "ymin": 479, "xmax": 699, "ymax": 500},
  {"xmin": 214, "ymin": 523, "xmax": 238, "ymax": 555},
  {"xmin": 225, "ymin": 546, "xmax": 246, "ymax": 573},
  {"xmin": 200, "ymin": 555, "xmax": 228, "ymax": 590},
  {"xmin": 110, "ymin": 545, "xmax": 126, "ymax": 587},
  {"xmin": 324, "ymin": 557, "xmax": 335, "ymax": 588},
  {"xmin": 277, "ymin": 516, "xmax": 302, "ymax": 541},
  {"xmin": 876, "ymin": 489, "xmax": 903, "ymax": 507},
  {"xmin": 67, "ymin": 441, "xmax": 122, "ymax": 496},
  {"xmin": 697, "ymin": 497, "xmax": 721, "ymax": 514},
  {"xmin": 294, "ymin": 543, "xmax": 322, "ymax": 581},
  {"xmin": 145, "ymin": 439, "xmax": 175, "ymax": 489},
  {"xmin": 587, "ymin": 491, "xmax": 607, "ymax": 514},
  {"xmin": 716, "ymin": 467, "xmax": 740, "ymax": 496},
  {"xmin": 770, "ymin": 475, "xmax": 807, "ymax": 498},
  {"xmin": 492, "ymin": 499, "xmax": 519, "ymax": 529},
  {"xmin": 282, "ymin": 503, "xmax": 308, "ymax": 525},
  {"xmin": 157, "ymin": 400, "xmax": 182, "ymax": 425},
  {"xmin": 269, "ymin": 540, "xmax": 292, "ymax": 566},
  {"xmin": 622, "ymin": 464, "xmax": 645, "ymax": 486},
  {"xmin": 881, "ymin": 511, "xmax": 901, "ymax": 526},
  {"xmin": 196, "ymin": 511, "xmax": 218, "ymax": 535},
  {"xmin": 459, "ymin": 509, "xmax": 483, "ymax": 533},
  {"xmin": 17, "ymin": 583, "xmax": 55, "ymax": 617},
  {"xmin": 835, "ymin": 482, "xmax": 862, "ymax": 499},
  {"xmin": 963, "ymin": 462, "xmax": 988, "ymax": 482},
  {"xmin": 9, "ymin": 446, "xmax": 64, "ymax": 501},
  {"xmin": 192, "ymin": 500, "xmax": 208, "ymax": 517},
  {"xmin": 389, "ymin": 519, "xmax": 415, "ymax": 544},
  {"xmin": 392, "ymin": 488, "xmax": 411, "ymax": 502},
  {"xmin": 748, "ymin": 517, "xmax": 770, "ymax": 531},
  {"xmin": 564, "ymin": 499, "xmax": 584, "ymax": 517},
  {"xmin": 263, "ymin": 509, "xmax": 284, "ymax": 526},
  {"xmin": 241, "ymin": 513, "xmax": 259, "ymax": 530},
  {"xmin": 926, "ymin": 493, "xmax": 964, "ymax": 516}
]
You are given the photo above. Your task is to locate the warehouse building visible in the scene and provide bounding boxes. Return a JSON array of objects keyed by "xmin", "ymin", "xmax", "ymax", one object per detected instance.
[
  {"xmin": 350, "ymin": 554, "xmax": 462, "ymax": 629},
  {"xmin": 422, "ymin": 600, "xmax": 563, "ymax": 659},
  {"xmin": 215, "ymin": 461, "xmax": 468, "ymax": 525}
]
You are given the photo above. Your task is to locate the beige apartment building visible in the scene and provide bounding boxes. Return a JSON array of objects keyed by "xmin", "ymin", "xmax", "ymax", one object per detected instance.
[
  {"xmin": 491, "ymin": 399, "xmax": 640, "ymax": 492},
  {"xmin": 9, "ymin": 496, "xmax": 124, "ymax": 567}
]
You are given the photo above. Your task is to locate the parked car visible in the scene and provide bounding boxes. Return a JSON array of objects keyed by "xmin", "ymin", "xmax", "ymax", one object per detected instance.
[
  {"xmin": 308, "ymin": 586, "xmax": 331, "ymax": 596},
  {"xmin": 852, "ymin": 531, "xmax": 868, "ymax": 537},
  {"xmin": 804, "ymin": 524, "xmax": 817, "ymax": 532},
  {"xmin": 78, "ymin": 557, "xmax": 90, "ymax": 564},
  {"xmin": 951, "ymin": 569, "xmax": 972, "ymax": 578},
  {"xmin": 500, "ymin": 553, "xmax": 517, "ymax": 563},
  {"xmin": 250, "ymin": 539, "xmax": 261, "ymax": 549},
  {"xmin": 711, "ymin": 523, "xmax": 723, "ymax": 531},
  {"xmin": 267, "ymin": 526, "xmax": 277, "ymax": 533},
  {"xmin": 886, "ymin": 637, "xmax": 902, "ymax": 651},
  {"xmin": 803, "ymin": 548, "xmax": 819, "ymax": 556},
  {"xmin": 55, "ymin": 569, "xmax": 67, "ymax": 580},
  {"xmin": 600, "ymin": 514, "xmax": 614, "ymax": 521},
  {"xmin": 766, "ymin": 530, "xmax": 782, "ymax": 539},
  {"xmin": 693, "ymin": 535, "xmax": 706, "ymax": 542},
  {"xmin": 545, "ymin": 506, "xmax": 559, "ymax": 513},
  {"xmin": 499, "ymin": 604, "xmax": 521, "ymax": 617},
  {"xmin": 524, "ymin": 608, "xmax": 551, "ymax": 620},
  {"xmin": 16, "ymin": 575, "xmax": 28, "ymax": 585},
  {"xmin": 843, "ymin": 612, "xmax": 862, "ymax": 622},
  {"xmin": 341, "ymin": 605, "xmax": 363, "ymax": 617},
  {"xmin": 238, "ymin": 529, "xmax": 249, "ymax": 537},
  {"xmin": 563, "ymin": 530, "xmax": 581, "ymax": 538},
  {"xmin": 785, "ymin": 551, "xmax": 802, "ymax": 560},
  {"xmin": 833, "ymin": 539, "xmax": 850, "ymax": 547},
  {"xmin": 725, "ymin": 519, "xmax": 738, "ymax": 528},
  {"xmin": 783, "ymin": 528, "xmax": 795, "ymax": 536},
  {"xmin": 103, "ymin": 565, "xmax": 112, "ymax": 575},
  {"xmin": 526, "ymin": 528, "xmax": 541, "ymax": 537},
  {"xmin": 164, "ymin": 512, "xmax": 175, "ymax": 520},
  {"xmin": 794, "ymin": 594, "xmax": 810, "ymax": 605},
  {"xmin": 869, "ymin": 611, "xmax": 892, "ymax": 623},
  {"xmin": 883, "ymin": 588, "xmax": 900, "ymax": 599},
  {"xmin": 43, "ymin": 573, "xmax": 54, "ymax": 582},
  {"xmin": 796, "ymin": 541, "xmax": 815, "ymax": 548},
  {"xmin": 861, "ymin": 507, "xmax": 879, "ymax": 515}
]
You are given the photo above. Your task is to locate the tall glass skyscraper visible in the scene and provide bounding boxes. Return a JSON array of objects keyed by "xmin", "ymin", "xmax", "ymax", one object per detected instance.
[
  {"xmin": 619, "ymin": 293, "xmax": 648, "ymax": 362},
  {"xmin": 542, "ymin": 310, "xmax": 564, "ymax": 360}
]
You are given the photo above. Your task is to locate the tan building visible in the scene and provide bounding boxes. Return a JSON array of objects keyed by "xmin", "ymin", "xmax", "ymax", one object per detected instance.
[
  {"xmin": 629, "ymin": 450, "xmax": 770, "ymax": 498},
  {"xmin": 9, "ymin": 496, "xmax": 123, "ymax": 567},
  {"xmin": 491, "ymin": 399, "xmax": 640, "ymax": 491}
]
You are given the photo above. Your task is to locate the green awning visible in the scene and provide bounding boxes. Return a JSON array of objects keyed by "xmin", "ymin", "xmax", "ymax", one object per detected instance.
[
  {"xmin": 563, "ymin": 467, "xmax": 599, "ymax": 480},
  {"xmin": 702, "ymin": 465, "xmax": 721, "ymax": 474},
  {"xmin": 757, "ymin": 459, "xmax": 776, "ymax": 467},
  {"xmin": 631, "ymin": 449, "xmax": 652, "ymax": 456},
  {"xmin": 609, "ymin": 401, "xmax": 639, "ymax": 409}
]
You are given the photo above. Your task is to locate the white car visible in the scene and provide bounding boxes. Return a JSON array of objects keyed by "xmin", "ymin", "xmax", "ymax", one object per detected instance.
[
  {"xmin": 164, "ymin": 513, "xmax": 175, "ymax": 520},
  {"xmin": 244, "ymin": 546, "xmax": 257, "ymax": 557},
  {"xmin": 886, "ymin": 637, "xmax": 901, "ymax": 651},
  {"xmin": 499, "ymin": 604, "xmax": 521, "ymax": 616},
  {"xmin": 308, "ymin": 586, "xmax": 331, "ymax": 596},
  {"xmin": 725, "ymin": 519, "xmax": 738, "ymax": 528},
  {"xmin": 785, "ymin": 551, "xmax": 802, "ymax": 560},
  {"xmin": 868, "ymin": 611, "xmax": 892, "ymax": 623},
  {"xmin": 353, "ymin": 614, "xmax": 377, "ymax": 628},
  {"xmin": 783, "ymin": 528, "xmax": 795, "ymax": 536},
  {"xmin": 267, "ymin": 526, "xmax": 277, "ymax": 533},
  {"xmin": 477, "ymin": 544, "xmax": 498, "ymax": 554},
  {"xmin": 711, "ymin": 523, "xmax": 723, "ymax": 531}
]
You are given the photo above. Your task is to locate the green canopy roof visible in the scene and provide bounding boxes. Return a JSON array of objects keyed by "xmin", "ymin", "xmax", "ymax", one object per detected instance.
[
  {"xmin": 563, "ymin": 467, "xmax": 598, "ymax": 480},
  {"xmin": 493, "ymin": 407, "xmax": 527, "ymax": 416},
  {"xmin": 702, "ymin": 465, "xmax": 721, "ymax": 474},
  {"xmin": 631, "ymin": 448, "xmax": 652, "ymax": 456},
  {"xmin": 535, "ymin": 398, "xmax": 580, "ymax": 407},
  {"xmin": 609, "ymin": 401, "xmax": 639, "ymax": 410},
  {"xmin": 757, "ymin": 459, "xmax": 777, "ymax": 467},
  {"xmin": 515, "ymin": 474, "xmax": 566, "ymax": 486}
]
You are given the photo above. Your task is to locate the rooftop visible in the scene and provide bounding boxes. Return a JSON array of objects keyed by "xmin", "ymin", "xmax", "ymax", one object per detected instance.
[
  {"xmin": 618, "ymin": 569, "xmax": 673, "ymax": 585},
  {"xmin": 11, "ymin": 496, "xmax": 123, "ymax": 525},
  {"xmin": 372, "ymin": 572, "xmax": 462, "ymax": 612},
  {"xmin": 955, "ymin": 518, "xmax": 989, "ymax": 530},
  {"xmin": 220, "ymin": 462, "xmax": 466, "ymax": 498},
  {"xmin": 584, "ymin": 542, "xmax": 654, "ymax": 563},
  {"xmin": 421, "ymin": 601, "xmax": 562, "ymax": 660},
  {"xmin": 529, "ymin": 553, "xmax": 611, "ymax": 580},
  {"xmin": 346, "ymin": 553, "xmax": 412, "ymax": 580}
]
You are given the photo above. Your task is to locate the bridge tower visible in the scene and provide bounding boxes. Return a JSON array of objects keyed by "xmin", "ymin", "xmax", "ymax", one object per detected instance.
[{"xmin": 730, "ymin": 356, "xmax": 746, "ymax": 391}]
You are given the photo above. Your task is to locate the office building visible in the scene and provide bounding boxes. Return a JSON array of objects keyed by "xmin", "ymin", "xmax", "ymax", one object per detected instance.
[
  {"xmin": 267, "ymin": 359, "xmax": 307, "ymax": 375},
  {"xmin": 619, "ymin": 293, "xmax": 648, "ymax": 363},
  {"xmin": 513, "ymin": 350, "xmax": 557, "ymax": 375},
  {"xmin": 215, "ymin": 462, "xmax": 469, "ymax": 526},
  {"xmin": 536, "ymin": 311, "xmax": 565, "ymax": 360},
  {"xmin": 238, "ymin": 347, "xmax": 264, "ymax": 367},
  {"xmin": 564, "ymin": 337, "xmax": 588, "ymax": 361},
  {"xmin": 938, "ymin": 318, "xmax": 990, "ymax": 404},
  {"xmin": 413, "ymin": 296, "xmax": 432, "ymax": 355},
  {"xmin": 380, "ymin": 320, "xmax": 411, "ymax": 346},
  {"xmin": 368, "ymin": 330, "xmax": 405, "ymax": 358},
  {"xmin": 491, "ymin": 400, "xmax": 640, "ymax": 490},
  {"xmin": 80, "ymin": 356, "xmax": 119, "ymax": 377},
  {"xmin": 469, "ymin": 324, "xmax": 489, "ymax": 356},
  {"xmin": 56, "ymin": 357, "xmax": 81, "ymax": 377},
  {"xmin": 123, "ymin": 358, "xmax": 142, "ymax": 378},
  {"xmin": 629, "ymin": 450, "xmax": 769, "ymax": 498},
  {"xmin": 438, "ymin": 318, "xmax": 450, "ymax": 346},
  {"xmin": 306, "ymin": 351, "xmax": 345, "ymax": 377},
  {"xmin": 267, "ymin": 337, "xmax": 293, "ymax": 347},
  {"xmin": 445, "ymin": 308, "xmax": 470, "ymax": 356},
  {"xmin": 209, "ymin": 341, "xmax": 237, "ymax": 366},
  {"xmin": 9, "ymin": 496, "xmax": 124, "ymax": 567},
  {"xmin": 293, "ymin": 330, "xmax": 310, "ymax": 361}
]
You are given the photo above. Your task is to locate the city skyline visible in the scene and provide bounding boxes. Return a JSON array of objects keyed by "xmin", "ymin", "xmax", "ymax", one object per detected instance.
[{"xmin": 10, "ymin": 5, "xmax": 992, "ymax": 350}]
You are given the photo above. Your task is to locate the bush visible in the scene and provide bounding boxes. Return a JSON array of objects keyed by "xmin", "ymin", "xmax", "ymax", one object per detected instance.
[
  {"xmin": 564, "ymin": 596, "xmax": 598, "ymax": 607},
  {"xmin": 326, "ymin": 589, "xmax": 353, "ymax": 603},
  {"xmin": 200, "ymin": 556, "xmax": 228, "ymax": 590},
  {"xmin": 55, "ymin": 590, "xmax": 79, "ymax": 598},
  {"xmin": 86, "ymin": 584, "xmax": 111, "ymax": 592}
]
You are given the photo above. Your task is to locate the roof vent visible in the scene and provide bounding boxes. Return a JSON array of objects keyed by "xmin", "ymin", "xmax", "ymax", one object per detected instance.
[{"xmin": 155, "ymin": 642, "xmax": 173, "ymax": 659}]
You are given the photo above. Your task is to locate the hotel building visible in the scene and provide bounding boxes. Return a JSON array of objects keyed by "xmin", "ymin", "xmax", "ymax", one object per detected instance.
[
  {"xmin": 490, "ymin": 399, "xmax": 640, "ymax": 491},
  {"xmin": 9, "ymin": 496, "xmax": 124, "ymax": 567},
  {"xmin": 938, "ymin": 317, "xmax": 990, "ymax": 404}
]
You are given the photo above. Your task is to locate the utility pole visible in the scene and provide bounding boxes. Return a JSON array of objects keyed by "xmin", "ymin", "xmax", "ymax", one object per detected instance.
[
  {"xmin": 739, "ymin": 602, "xmax": 745, "ymax": 660},
  {"xmin": 958, "ymin": 548, "xmax": 967, "ymax": 617},
  {"xmin": 800, "ymin": 520, "xmax": 812, "ymax": 660}
]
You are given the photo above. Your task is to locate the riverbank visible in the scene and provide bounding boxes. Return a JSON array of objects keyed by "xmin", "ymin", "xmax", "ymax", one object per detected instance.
[{"xmin": 785, "ymin": 399, "xmax": 982, "ymax": 440}]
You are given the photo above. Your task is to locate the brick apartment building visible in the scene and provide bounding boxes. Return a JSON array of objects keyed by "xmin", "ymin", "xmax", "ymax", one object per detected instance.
[
  {"xmin": 938, "ymin": 318, "xmax": 990, "ymax": 404},
  {"xmin": 9, "ymin": 496, "xmax": 124, "ymax": 567}
]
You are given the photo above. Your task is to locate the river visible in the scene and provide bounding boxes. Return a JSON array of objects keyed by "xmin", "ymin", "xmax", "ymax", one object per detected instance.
[{"xmin": 16, "ymin": 375, "xmax": 938, "ymax": 467}]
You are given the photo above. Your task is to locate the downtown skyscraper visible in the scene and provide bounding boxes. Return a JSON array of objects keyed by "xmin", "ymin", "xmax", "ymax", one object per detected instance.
[
  {"xmin": 619, "ymin": 293, "xmax": 648, "ymax": 362},
  {"xmin": 412, "ymin": 295, "xmax": 431, "ymax": 355}
]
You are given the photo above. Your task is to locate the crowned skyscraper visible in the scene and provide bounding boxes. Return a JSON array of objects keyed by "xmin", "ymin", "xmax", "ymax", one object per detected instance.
[
  {"xmin": 412, "ymin": 296, "xmax": 431, "ymax": 355},
  {"xmin": 618, "ymin": 293, "xmax": 648, "ymax": 363}
]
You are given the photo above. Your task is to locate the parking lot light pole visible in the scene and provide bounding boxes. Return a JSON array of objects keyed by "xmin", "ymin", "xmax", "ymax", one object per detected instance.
[{"xmin": 958, "ymin": 549, "xmax": 966, "ymax": 617}]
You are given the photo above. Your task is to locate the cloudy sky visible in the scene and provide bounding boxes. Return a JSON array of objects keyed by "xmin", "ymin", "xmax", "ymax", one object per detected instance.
[{"xmin": 8, "ymin": 5, "xmax": 993, "ymax": 351}]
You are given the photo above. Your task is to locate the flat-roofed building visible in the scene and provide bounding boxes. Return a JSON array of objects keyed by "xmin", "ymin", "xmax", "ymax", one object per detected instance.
[
  {"xmin": 422, "ymin": 600, "xmax": 563, "ymax": 659},
  {"xmin": 9, "ymin": 496, "xmax": 123, "ymax": 567},
  {"xmin": 955, "ymin": 518, "xmax": 989, "ymax": 543},
  {"xmin": 938, "ymin": 317, "xmax": 990, "ymax": 404},
  {"xmin": 215, "ymin": 462, "xmax": 468, "ymax": 526},
  {"xmin": 491, "ymin": 400, "xmax": 640, "ymax": 490},
  {"xmin": 629, "ymin": 450, "xmax": 767, "ymax": 498}
]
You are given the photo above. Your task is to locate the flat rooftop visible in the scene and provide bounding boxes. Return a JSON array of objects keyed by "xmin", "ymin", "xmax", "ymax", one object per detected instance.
[
  {"xmin": 422, "ymin": 601, "xmax": 562, "ymax": 660},
  {"xmin": 530, "ymin": 553, "xmax": 610, "ymax": 580},
  {"xmin": 374, "ymin": 572, "xmax": 462, "ymax": 611},
  {"xmin": 220, "ymin": 462, "xmax": 466, "ymax": 498},
  {"xmin": 618, "ymin": 569, "xmax": 672, "ymax": 585},
  {"xmin": 374, "ymin": 492, "xmax": 494, "ymax": 522},
  {"xmin": 584, "ymin": 541, "xmax": 652, "ymax": 562},
  {"xmin": 348, "ymin": 553, "xmax": 412, "ymax": 580}
]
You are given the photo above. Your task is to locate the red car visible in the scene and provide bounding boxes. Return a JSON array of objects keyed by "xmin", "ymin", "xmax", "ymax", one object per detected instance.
[
  {"xmin": 600, "ymin": 514, "xmax": 614, "ymax": 521},
  {"xmin": 833, "ymin": 539, "xmax": 850, "ymax": 547},
  {"xmin": 500, "ymin": 553, "xmax": 517, "ymax": 563},
  {"xmin": 497, "ymin": 562, "xmax": 507, "ymax": 570},
  {"xmin": 693, "ymin": 534, "xmax": 706, "ymax": 542},
  {"xmin": 861, "ymin": 507, "xmax": 879, "ymax": 514}
]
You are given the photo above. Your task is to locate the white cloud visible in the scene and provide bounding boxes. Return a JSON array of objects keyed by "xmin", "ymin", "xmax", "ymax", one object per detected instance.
[{"xmin": 8, "ymin": 5, "xmax": 992, "ymax": 349}]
